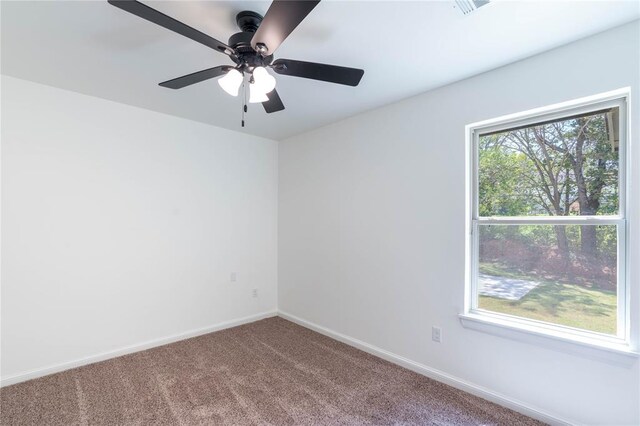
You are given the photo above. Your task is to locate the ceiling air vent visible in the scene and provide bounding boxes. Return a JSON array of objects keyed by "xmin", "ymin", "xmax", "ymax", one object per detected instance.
[{"xmin": 454, "ymin": 0, "xmax": 490, "ymax": 15}]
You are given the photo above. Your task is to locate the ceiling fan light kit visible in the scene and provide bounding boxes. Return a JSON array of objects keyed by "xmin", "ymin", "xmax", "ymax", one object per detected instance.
[
  {"xmin": 249, "ymin": 83, "xmax": 269, "ymax": 104},
  {"xmin": 252, "ymin": 67, "xmax": 276, "ymax": 95},
  {"xmin": 218, "ymin": 69, "xmax": 243, "ymax": 97},
  {"xmin": 107, "ymin": 0, "xmax": 365, "ymax": 126}
]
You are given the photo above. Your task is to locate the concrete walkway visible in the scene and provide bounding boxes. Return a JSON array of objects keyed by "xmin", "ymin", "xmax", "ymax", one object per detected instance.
[{"xmin": 478, "ymin": 273, "xmax": 540, "ymax": 301}]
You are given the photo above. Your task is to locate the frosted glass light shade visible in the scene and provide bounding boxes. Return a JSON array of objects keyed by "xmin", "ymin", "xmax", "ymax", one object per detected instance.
[
  {"xmin": 252, "ymin": 67, "xmax": 276, "ymax": 94},
  {"xmin": 218, "ymin": 69, "xmax": 243, "ymax": 96},
  {"xmin": 249, "ymin": 83, "xmax": 269, "ymax": 103}
]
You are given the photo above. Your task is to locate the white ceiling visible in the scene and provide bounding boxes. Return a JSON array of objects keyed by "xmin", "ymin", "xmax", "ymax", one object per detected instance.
[{"xmin": 2, "ymin": 1, "xmax": 639, "ymax": 140}]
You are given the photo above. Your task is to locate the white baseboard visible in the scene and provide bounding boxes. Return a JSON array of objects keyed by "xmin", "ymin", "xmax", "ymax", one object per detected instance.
[
  {"xmin": 0, "ymin": 310, "xmax": 277, "ymax": 388},
  {"xmin": 0, "ymin": 308, "xmax": 573, "ymax": 425},
  {"xmin": 277, "ymin": 310, "xmax": 574, "ymax": 426}
]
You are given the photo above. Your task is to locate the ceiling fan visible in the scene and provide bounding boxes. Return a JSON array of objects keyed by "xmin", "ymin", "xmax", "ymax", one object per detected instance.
[{"xmin": 107, "ymin": 0, "xmax": 364, "ymax": 118}]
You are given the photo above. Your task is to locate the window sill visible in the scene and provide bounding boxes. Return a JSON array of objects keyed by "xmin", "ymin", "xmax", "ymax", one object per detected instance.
[{"xmin": 459, "ymin": 312, "xmax": 638, "ymax": 364}]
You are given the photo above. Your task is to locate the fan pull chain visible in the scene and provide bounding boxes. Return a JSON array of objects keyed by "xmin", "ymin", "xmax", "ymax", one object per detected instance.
[{"xmin": 241, "ymin": 79, "xmax": 246, "ymax": 127}]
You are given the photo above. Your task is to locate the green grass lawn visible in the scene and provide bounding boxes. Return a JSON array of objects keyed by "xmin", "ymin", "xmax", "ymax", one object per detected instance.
[{"xmin": 479, "ymin": 262, "xmax": 617, "ymax": 335}]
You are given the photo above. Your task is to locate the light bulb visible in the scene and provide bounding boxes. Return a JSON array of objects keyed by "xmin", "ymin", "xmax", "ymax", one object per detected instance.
[
  {"xmin": 249, "ymin": 82, "xmax": 269, "ymax": 103},
  {"xmin": 252, "ymin": 66, "xmax": 276, "ymax": 94},
  {"xmin": 218, "ymin": 69, "xmax": 243, "ymax": 96}
]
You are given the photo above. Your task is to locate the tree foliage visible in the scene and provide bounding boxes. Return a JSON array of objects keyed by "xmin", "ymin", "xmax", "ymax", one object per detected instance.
[
  {"xmin": 478, "ymin": 109, "xmax": 619, "ymax": 287},
  {"xmin": 479, "ymin": 111, "xmax": 618, "ymax": 219}
]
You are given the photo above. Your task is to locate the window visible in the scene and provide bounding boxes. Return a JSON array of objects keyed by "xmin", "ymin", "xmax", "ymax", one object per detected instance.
[{"xmin": 463, "ymin": 91, "xmax": 634, "ymax": 352}]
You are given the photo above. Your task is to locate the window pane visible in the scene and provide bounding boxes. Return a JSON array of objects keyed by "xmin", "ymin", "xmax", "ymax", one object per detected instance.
[
  {"xmin": 478, "ymin": 108, "xmax": 620, "ymax": 217},
  {"xmin": 477, "ymin": 224, "xmax": 617, "ymax": 335}
]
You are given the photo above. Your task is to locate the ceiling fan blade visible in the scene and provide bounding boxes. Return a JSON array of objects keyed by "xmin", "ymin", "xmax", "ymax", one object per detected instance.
[
  {"xmin": 108, "ymin": 0, "xmax": 234, "ymax": 55},
  {"xmin": 271, "ymin": 59, "xmax": 364, "ymax": 87},
  {"xmin": 262, "ymin": 89, "xmax": 285, "ymax": 113},
  {"xmin": 251, "ymin": 0, "xmax": 320, "ymax": 55},
  {"xmin": 159, "ymin": 66, "xmax": 234, "ymax": 89}
]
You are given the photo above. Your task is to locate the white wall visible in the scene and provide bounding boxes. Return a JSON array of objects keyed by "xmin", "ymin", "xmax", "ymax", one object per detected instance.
[
  {"xmin": 1, "ymin": 76, "xmax": 278, "ymax": 381},
  {"xmin": 279, "ymin": 21, "xmax": 640, "ymax": 425},
  {"xmin": 3, "ymin": 19, "xmax": 639, "ymax": 425}
]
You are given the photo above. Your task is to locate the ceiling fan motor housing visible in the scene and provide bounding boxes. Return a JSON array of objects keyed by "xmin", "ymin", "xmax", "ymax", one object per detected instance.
[{"xmin": 229, "ymin": 11, "xmax": 273, "ymax": 69}]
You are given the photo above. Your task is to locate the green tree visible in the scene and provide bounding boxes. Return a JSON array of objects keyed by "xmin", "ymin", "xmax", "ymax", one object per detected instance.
[{"xmin": 479, "ymin": 109, "xmax": 619, "ymax": 261}]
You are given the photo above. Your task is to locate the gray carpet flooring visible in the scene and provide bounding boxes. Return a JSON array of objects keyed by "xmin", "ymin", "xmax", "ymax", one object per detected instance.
[{"xmin": 0, "ymin": 317, "xmax": 544, "ymax": 425}]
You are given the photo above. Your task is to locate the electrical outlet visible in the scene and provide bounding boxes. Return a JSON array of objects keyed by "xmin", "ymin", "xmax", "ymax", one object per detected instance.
[
  {"xmin": 432, "ymin": 326, "xmax": 442, "ymax": 343},
  {"xmin": 230, "ymin": 272, "xmax": 237, "ymax": 282},
  {"xmin": 252, "ymin": 288, "xmax": 258, "ymax": 298}
]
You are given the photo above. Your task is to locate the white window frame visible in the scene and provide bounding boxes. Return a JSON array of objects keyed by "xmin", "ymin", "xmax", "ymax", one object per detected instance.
[{"xmin": 461, "ymin": 89, "xmax": 638, "ymax": 357}]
